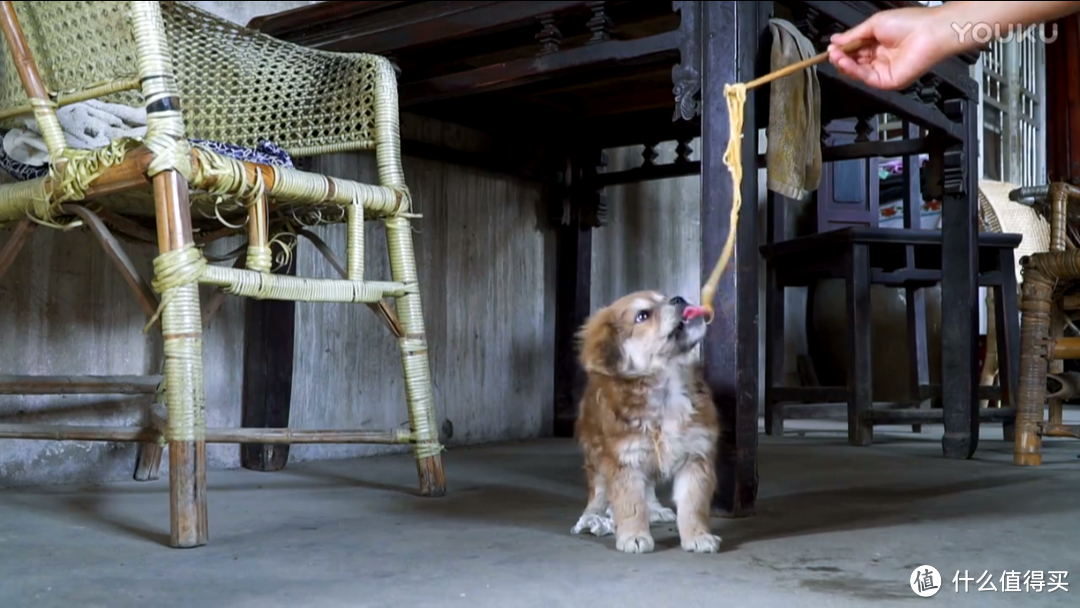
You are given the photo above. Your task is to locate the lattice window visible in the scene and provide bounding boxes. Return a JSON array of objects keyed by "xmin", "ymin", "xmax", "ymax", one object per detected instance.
[
  {"xmin": 978, "ymin": 34, "xmax": 1045, "ymax": 186},
  {"xmin": 877, "ymin": 113, "xmax": 905, "ymax": 142},
  {"xmin": 981, "ymin": 39, "xmax": 1007, "ymax": 181},
  {"xmin": 879, "ymin": 1, "xmax": 1047, "ymax": 186}
]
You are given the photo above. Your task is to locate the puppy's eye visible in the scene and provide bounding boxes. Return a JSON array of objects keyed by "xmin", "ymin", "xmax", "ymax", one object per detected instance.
[{"xmin": 635, "ymin": 310, "xmax": 650, "ymax": 323}]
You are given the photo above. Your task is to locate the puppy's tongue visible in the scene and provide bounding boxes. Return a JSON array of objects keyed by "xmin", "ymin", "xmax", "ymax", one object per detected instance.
[{"xmin": 682, "ymin": 305, "xmax": 708, "ymax": 321}]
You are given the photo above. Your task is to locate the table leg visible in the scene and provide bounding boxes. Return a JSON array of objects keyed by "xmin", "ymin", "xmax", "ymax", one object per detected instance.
[
  {"xmin": 940, "ymin": 98, "xmax": 981, "ymax": 459},
  {"xmin": 699, "ymin": 0, "xmax": 764, "ymax": 516}
]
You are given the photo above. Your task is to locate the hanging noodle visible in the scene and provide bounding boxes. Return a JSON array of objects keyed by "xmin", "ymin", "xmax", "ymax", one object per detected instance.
[
  {"xmin": 698, "ymin": 39, "xmax": 862, "ymax": 324},
  {"xmin": 700, "ymin": 82, "xmax": 747, "ymax": 324}
]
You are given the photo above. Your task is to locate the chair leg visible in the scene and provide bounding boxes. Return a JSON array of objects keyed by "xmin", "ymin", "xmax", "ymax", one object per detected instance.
[
  {"xmin": 134, "ymin": 439, "xmax": 164, "ymax": 481},
  {"xmin": 995, "ymin": 248, "xmax": 1020, "ymax": 442},
  {"xmin": 982, "ymin": 289, "xmax": 999, "ymax": 408},
  {"xmin": 134, "ymin": 382, "xmax": 167, "ymax": 481},
  {"xmin": 846, "ymin": 244, "xmax": 873, "ymax": 447},
  {"xmin": 905, "ymin": 284, "xmax": 931, "ymax": 433},
  {"xmin": 384, "ymin": 216, "xmax": 446, "ymax": 497},
  {"xmin": 151, "ymin": 170, "xmax": 209, "ymax": 547},
  {"xmin": 764, "ymin": 261, "xmax": 784, "ymax": 437}
]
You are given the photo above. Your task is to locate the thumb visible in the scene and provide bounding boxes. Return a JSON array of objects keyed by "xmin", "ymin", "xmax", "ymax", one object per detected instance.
[{"xmin": 829, "ymin": 15, "xmax": 878, "ymax": 50}]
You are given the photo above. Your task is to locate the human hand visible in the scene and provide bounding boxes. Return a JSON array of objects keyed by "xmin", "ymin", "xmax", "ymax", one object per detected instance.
[{"xmin": 827, "ymin": 6, "xmax": 959, "ymax": 91}]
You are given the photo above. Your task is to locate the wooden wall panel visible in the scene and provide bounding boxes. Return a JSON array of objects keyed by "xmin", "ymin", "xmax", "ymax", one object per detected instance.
[{"xmin": 1046, "ymin": 15, "xmax": 1080, "ymax": 184}]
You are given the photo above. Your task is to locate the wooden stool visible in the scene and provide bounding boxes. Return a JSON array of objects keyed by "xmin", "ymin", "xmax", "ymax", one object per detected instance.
[{"xmin": 761, "ymin": 227, "xmax": 1021, "ymax": 445}]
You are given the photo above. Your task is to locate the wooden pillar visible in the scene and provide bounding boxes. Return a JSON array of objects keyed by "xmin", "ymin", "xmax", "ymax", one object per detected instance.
[
  {"xmin": 551, "ymin": 151, "xmax": 601, "ymax": 438},
  {"xmin": 552, "ymin": 223, "xmax": 592, "ymax": 437},
  {"xmin": 939, "ymin": 97, "xmax": 981, "ymax": 459},
  {"xmin": 699, "ymin": 0, "xmax": 764, "ymax": 517},
  {"xmin": 1046, "ymin": 14, "xmax": 1080, "ymax": 184},
  {"xmin": 240, "ymin": 255, "xmax": 297, "ymax": 472},
  {"xmin": 237, "ymin": 155, "xmax": 312, "ymax": 473},
  {"xmin": 902, "ymin": 121, "xmax": 931, "ymax": 433}
]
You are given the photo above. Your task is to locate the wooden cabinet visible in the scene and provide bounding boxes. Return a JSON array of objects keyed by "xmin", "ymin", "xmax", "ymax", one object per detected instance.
[{"xmin": 815, "ymin": 117, "xmax": 881, "ymax": 233}]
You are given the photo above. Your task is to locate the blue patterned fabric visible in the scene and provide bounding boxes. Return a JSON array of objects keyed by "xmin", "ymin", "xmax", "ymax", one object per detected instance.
[
  {"xmin": 0, "ymin": 137, "xmax": 294, "ymax": 182},
  {"xmin": 0, "ymin": 144, "xmax": 47, "ymax": 181},
  {"xmin": 189, "ymin": 138, "xmax": 294, "ymax": 169}
]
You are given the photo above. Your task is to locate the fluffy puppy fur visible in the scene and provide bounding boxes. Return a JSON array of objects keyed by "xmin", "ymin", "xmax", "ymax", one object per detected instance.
[{"xmin": 570, "ymin": 290, "xmax": 721, "ymax": 554}]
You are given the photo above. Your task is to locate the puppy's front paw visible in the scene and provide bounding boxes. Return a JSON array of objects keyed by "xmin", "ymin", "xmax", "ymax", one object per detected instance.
[
  {"xmin": 680, "ymin": 533, "xmax": 722, "ymax": 554},
  {"xmin": 649, "ymin": 506, "xmax": 677, "ymax": 524},
  {"xmin": 615, "ymin": 533, "xmax": 655, "ymax": 554},
  {"xmin": 571, "ymin": 513, "xmax": 615, "ymax": 537}
]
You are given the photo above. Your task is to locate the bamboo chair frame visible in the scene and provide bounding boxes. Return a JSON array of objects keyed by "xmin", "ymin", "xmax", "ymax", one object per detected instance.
[{"xmin": 0, "ymin": 0, "xmax": 444, "ymax": 548}]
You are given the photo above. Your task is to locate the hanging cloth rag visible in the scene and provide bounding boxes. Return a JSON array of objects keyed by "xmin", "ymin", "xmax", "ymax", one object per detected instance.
[{"xmin": 765, "ymin": 18, "xmax": 822, "ymax": 201}]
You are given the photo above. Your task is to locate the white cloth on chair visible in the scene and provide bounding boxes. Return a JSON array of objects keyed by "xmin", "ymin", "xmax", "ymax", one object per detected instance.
[
  {"xmin": 2, "ymin": 99, "xmax": 147, "ymax": 166},
  {"xmin": 2, "ymin": 122, "xmax": 50, "ymax": 166}
]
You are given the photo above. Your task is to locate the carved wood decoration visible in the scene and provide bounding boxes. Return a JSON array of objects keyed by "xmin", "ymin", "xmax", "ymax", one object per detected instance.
[
  {"xmin": 577, "ymin": 150, "xmax": 609, "ymax": 228},
  {"xmin": 918, "ymin": 74, "xmax": 943, "ymax": 110},
  {"xmin": 585, "ymin": 1, "xmax": 612, "ymax": 44},
  {"xmin": 672, "ymin": 0, "xmax": 701, "ymax": 122},
  {"xmin": 535, "ymin": 14, "xmax": 562, "ymax": 56},
  {"xmin": 547, "ymin": 157, "xmax": 572, "ymax": 227},
  {"xmin": 675, "ymin": 137, "xmax": 693, "ymax": 164},
  {"xmin": 854, "ymin": 116, "xmax": 873, "ymax": 143},
  {"xmin": 642, "ymin": 142, "xmax": 659, "ymax": 167},
  {"xmin": 792, "ymin": 5, "xmax": 821, "ymax": 42}
]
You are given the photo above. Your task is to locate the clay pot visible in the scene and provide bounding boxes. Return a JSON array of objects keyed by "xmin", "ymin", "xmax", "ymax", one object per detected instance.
[{"xmin": 808, "ymin": 278, "xmax": 942, "ymax": 402}]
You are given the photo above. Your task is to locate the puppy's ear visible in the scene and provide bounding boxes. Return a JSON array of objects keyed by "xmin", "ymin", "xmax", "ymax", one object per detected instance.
[{"xmin": 576, "ymin": 308, "xmax": 622, "ymax": 376}]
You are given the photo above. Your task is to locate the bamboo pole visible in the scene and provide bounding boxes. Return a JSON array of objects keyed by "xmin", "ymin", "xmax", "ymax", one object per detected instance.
[
  {"xmin": 0, "ymin": 375, "xmax": 162, "ymax": 394},
  {"xmin": 0, "ymin": 424, "xmax": 413, "ymax": 444}
]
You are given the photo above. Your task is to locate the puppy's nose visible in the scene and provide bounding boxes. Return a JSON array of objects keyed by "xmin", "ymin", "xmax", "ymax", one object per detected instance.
[{"xmin": 669, "ymin": 296, "xmax": 687, "ymax": 306}]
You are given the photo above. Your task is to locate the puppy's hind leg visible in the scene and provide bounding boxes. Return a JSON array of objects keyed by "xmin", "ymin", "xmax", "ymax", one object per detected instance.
[
  {"xmin": 571, "ymin": 459, "xmax": 615, "ymax": 537},
  {"xmin": 673, "ymin": 457, "xmax": 722, "ymax": 553},
  {"xmin": 646, "ymin": 482, "xmax": 676, "ymax": 524},
  {"xmin": 608, "ymin": 465, "xmax": 654, "ymax": 554}
]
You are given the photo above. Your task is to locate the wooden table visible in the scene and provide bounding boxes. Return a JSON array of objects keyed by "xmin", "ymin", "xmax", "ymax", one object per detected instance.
[{"xmin": 249, "ymin": 0, "xmax": 982, "ymax": 515}]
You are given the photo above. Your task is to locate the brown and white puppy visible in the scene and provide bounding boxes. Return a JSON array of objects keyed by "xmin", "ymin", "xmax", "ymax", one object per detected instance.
[{"xmin": 570, "ymin": 290, "xmax": 721, "ymax": 554}]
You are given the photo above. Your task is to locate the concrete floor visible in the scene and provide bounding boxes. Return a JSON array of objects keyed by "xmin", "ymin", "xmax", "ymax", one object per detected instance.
[{"xmin": 1, "ymin": 420, "xmax": 1079, "ymax": 608}]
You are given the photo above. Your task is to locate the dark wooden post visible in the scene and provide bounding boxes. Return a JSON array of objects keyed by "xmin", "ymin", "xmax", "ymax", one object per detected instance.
[
  {"xmin": 699, "ymin": 0, "xmax": 764, "ymax": 516},
  {"xmin": 939, "ymin": 97, "xmax": 981, "ymax": 459},
  {"xmin": 552, "ymin": 227, "xmax": 592, "ymax": 437},
  {"xmin": 763, "ymin": 188, "xmax": 785, "ymax": 437},
  {"xmin": 901, "ymin": 121, "xmax": 931, "ymax": 433},
  {"xmin": 552, "ymin": 150, "xmax": 604, "ymax": 437},
  {"xmin": 240, "ymin": 244, "xmax": 297, "ymax": 471}
]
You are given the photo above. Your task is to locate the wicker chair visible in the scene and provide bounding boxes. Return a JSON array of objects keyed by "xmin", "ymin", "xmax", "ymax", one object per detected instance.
[{"xmin": 0, "ymin": 0, "xmax": 444, "ymax": 548}]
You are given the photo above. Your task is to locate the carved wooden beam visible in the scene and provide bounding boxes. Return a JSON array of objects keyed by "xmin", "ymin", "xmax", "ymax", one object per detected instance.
[
  {"xmin": 671, "ymin": 0, "xmax": 701, "ymax": 122},
  {"xmin": 536, "ymin": 13, "xmax": 563, "ymax": 55},
  {"xmin": 586, "ymin": 1, "xmax": 613, "ymax": 44}
]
